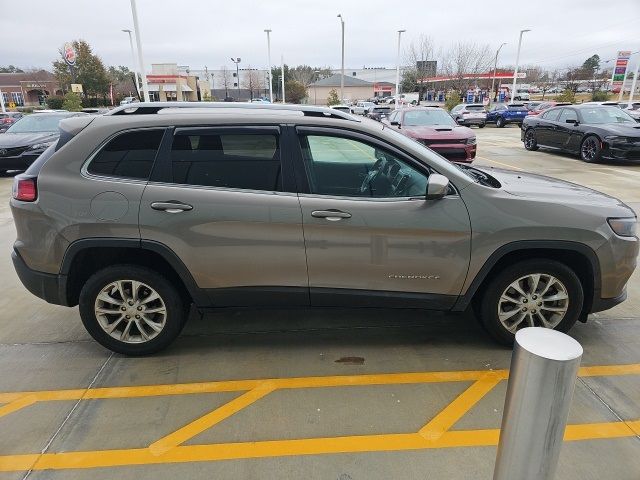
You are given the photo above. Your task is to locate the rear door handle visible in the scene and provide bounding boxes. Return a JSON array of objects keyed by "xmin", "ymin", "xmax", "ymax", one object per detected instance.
[
  {"xmin": 150, "ymin": 201, "xmax": 193, "ymax": 213},
  {"xmin": 311, "ymin": 209, "xmax": 352, "ymax": 221}
]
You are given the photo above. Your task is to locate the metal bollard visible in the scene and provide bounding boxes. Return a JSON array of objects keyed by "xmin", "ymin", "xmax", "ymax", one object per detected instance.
[{"xmin": 493, "ymin": 327, "xmax": 583, "ymax": 480}]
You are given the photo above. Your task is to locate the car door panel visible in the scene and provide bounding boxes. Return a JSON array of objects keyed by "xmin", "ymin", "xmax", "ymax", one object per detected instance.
[
  {"xmin": 294, "ymin": 128, "xmax": 472, "ymax": 307},
  {"xmin": 139, "ymin": 126, "xmax": 309, "ymax": 306}
]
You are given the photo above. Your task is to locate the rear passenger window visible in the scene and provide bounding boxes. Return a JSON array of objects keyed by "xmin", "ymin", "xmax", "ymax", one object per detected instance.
[
  {"xmin": 170, "ymin": 132, "xmax": 282, "ymax": 191},
  {"xmin": 542, "ymin": 109, "xmax": 561, "ymax": 121},
  {"xmin": 88, "ymin": 129, "xmax": 163, "ymax": 179}
]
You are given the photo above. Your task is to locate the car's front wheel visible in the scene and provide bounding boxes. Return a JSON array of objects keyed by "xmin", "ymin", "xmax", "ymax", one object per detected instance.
[
  {"xmin": 478, "ymin": 123, "xmax": 485, "ymax": 128},
  {"xmin": 524, "ymin": 129, "xmax": 539, "ymax": 150},
  {"xmin": 496, "ymin": 117, "xmax": 505, "ymax": 128},
  {"xmin": 478, "ymin": 259, "xmax": 583, "ymax": 345},
  {"xmin": 79, "ymin": 265, "xmax": 186, "ymax": 355},
  {"xmin": 580, "ymin": 135, "xmax": 602, "ymax": 163}
]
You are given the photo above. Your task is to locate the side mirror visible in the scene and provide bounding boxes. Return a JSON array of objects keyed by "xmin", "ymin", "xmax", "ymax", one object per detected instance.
[
  {"xmin": 426, "ymin": 174, "xmax": 450, "ymax": 200},
  {"xmin": 566, "ymin": 119, "xmax": 579, "ymax": 125},
  {"xmin": 390, "ymin": 120, "xmax": 400, "ymax": 127}
]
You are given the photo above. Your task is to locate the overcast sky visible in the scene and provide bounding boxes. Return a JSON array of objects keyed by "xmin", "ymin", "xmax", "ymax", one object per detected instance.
[{"xmin": 1, "ymin": 0, "xmax": 638, "ymax": 73}]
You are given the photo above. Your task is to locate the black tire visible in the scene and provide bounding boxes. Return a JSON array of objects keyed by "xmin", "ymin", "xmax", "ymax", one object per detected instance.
[
  {"xmin": 580, "ymin": 135, "xmax": 602, "ymax": 163},
  {"xmin": 478, "ymin": 123, "xmax": 485, "ymax": 128},
  {"xmin": 79, "ymin": 265, "xmax": 186, "ymax": 355},
  {"xmin": 496, "ymin": 117, "xmax": 505, "ymax": 128},
  {"xmin": 478, "ymin": 259, "xmax": 584, "ymax": 346},
  {"xmin": 524, "ymin": 128, "xmax": 539, "ymax": 150}
]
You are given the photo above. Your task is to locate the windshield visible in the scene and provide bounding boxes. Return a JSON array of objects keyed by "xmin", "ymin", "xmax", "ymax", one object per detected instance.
[
  {"xmin": 6, "ymin": 114, "xmax": 70, "ymax": 133},
  {"xmin": 403, "ymin": 109, "xmax": 456, "ymax": 126},
  {"xmin": 580, "ymin": 106, "xmax": 636, "ymax": 124}
]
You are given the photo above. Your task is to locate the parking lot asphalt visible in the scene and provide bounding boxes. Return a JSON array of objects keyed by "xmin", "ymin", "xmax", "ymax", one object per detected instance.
[{"xmin": 0, "ymin": 125, "xmax": 639, "ymax": 479}]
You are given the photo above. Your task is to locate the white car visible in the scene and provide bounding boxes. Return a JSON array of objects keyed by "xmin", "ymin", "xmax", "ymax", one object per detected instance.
[
  {"xmin": 350, "ymin": 101, "xmax": 375, "ymax": 115},
  {"xmin": 120, "ymin": 96, "xmax": 139, "ymax": 105}
]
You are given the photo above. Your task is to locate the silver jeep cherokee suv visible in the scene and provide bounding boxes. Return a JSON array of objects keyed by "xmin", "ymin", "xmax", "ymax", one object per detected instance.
[{"xmin": 10, "ymin": 102, "xmax": 638, "ymax": 355}]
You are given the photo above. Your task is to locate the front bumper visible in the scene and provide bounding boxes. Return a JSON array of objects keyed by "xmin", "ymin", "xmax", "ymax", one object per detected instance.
[
  {"xmin": 603, "ymin": 142, "xmax": 640, "ymax": 162},
  {"xmin": 427, "ymin": 143, "xmax": 476, "ymax": 163},
  {"xmin": 0, "ymin": 152, "xmax": 43, "ymax": 170},
  {"xmin": 12, "ymin": 249, "xmax": 69, "ymax": 306}
]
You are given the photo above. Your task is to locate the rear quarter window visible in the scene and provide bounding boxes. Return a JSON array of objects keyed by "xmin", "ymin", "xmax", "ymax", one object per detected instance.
[{"xmin": 87, "ymin": 129, "xmax": 164, "ymax": 180}]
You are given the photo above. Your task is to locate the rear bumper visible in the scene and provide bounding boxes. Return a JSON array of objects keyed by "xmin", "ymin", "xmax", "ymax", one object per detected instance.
[
  {"xmin": 590, "ymin": 289, "xmax": 627, "ymax": 313},
  {"xmin": 458, "ymin": 118, "xmax": 486, "ymax": 125},
  {"xmin": 12, "ymin": 249, "xmax": 69, "ymax": 306}
]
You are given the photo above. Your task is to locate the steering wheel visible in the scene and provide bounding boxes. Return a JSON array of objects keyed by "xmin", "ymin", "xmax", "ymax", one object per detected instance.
[{"xmin": 359, "ymin": 158, "xmax": 385, "ymax": 194}]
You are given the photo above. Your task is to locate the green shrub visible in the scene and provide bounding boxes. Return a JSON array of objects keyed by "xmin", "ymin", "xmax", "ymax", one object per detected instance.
[
  {"xmin": 62, "ymin": 92, "xmax": 82, "ymax": 112},
  {"xmin": 555, "ymin": 89, "xmax": 576, "ymax": 103},
  {"xmin": 444, "ymin": 90, "xmax": 461, "ymax": 111},
  {"xmin": 591, "ymin": 90, "xmax": 610, "ymax": 102},
  {"xmin": 46, "ymin": 95, "xmax": 64, "ymax": 110}
]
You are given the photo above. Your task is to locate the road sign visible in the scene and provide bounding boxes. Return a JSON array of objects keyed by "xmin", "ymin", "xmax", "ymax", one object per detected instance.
[
  {"xmin": 63, "ymin": 42, "xmax": 76, "ymax": 67},
  {"xmin": 8, "ymin": 102, "xmax": 15, "ymax": 109},
  {"xmin": 71, "ymin": 84, "xmax": 83, "ymax": 93}
]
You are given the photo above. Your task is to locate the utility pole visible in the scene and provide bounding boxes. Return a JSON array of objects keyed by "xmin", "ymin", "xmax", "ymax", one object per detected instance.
[
  {"xmin": 337, "ymin": 14, "xmax": 345, "ymax": 102},
  {"xmin": 395, "ymin": 29, "xmax": 406, "ymax": 110},
  {"xmin": 122, "ymin": 29, "xmax": 141, "ymax": 99},
  {"xmin": 511, "ymin": 29, "xmax": 530, "ymax": 103},
  {"xmin": 490, "ymin": 43, "xmax": 507, "ymax": 105},
  {"xmin": 264, "ymin": 29, "xmax": 273, "ymax": 103},
  {"xmin": 281, "ymin": 55, "xmax": 286, "ymax": 103},
  {"xmin": 129, "ymin": 0, "xmax": 150, "ymax": 102},
  {"xmin": 231, "ymin": 57, "xmax": 241, "ymax": 100}
]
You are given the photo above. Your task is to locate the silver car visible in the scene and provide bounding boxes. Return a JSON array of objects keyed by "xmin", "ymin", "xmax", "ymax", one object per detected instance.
[
  {"xmin": 450, "ymin": 104, "xmax": 487, "ymax": 127},
  {"xmin": 10, "ymin": 102, "xmax": 638, "ymax": 355}
]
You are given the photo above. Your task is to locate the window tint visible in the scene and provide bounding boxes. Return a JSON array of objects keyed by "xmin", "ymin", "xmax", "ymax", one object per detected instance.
[
  {"xmin": 170, "ymin": 132, "xmax": 281, "ymax": 191},
  {"xmin": 300, "ymin": 135, "xmax": 428, "ymax": 198},
  {"xmin": 88, "ymin": 129, "xmax": 163, "ymax": 179},
  {"xmin": 558, "ymin": 109, "xmax": 578, "ymax": 123},
  {"xmin": 542, "ymin": 109, "xmax": 561, "ymax": 121}
]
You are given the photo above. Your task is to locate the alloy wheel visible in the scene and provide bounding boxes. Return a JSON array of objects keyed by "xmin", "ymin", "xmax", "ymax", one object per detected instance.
[
  {"xmin": 497, "ymin": 273, "xmax": 569, "ymax": 333},
  {"xmin": 94, "ymin": 280, "xmax": 167, "ymax": 344},
  {"xmin": 581, "ymin": 137, "xmax": 598, "ymax": 161},
  {"xmin": 525, "ymin": 130, "xmax": 536, "ymax": 149}
]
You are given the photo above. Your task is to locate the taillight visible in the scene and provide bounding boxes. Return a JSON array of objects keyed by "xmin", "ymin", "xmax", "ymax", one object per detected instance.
[{"xmin": 13, "ymin": 176, "xmax": 37, "ymax": 202}]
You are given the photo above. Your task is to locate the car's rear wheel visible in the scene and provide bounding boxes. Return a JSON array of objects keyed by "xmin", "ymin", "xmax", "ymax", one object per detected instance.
[
  {"xmin": 580, "ymin": 135, "xmax": 602, "ymax": 163},
  {"xmin": 496, "ymin": 117, "xmax": 505, "ymax": 128},
  {"xmin": 478, "ymin": 259, "xmax": 583, "ymax": 345},
  {"xmin": 79, "ymin": 265, "xmax": 185, "ymax": 355},
  {"xmin": 524, "ymin": 129, "xmax": 539, "ymax": 150}
]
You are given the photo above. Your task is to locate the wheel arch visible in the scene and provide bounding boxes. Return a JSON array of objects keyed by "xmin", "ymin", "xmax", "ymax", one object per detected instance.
[
  {"xmin": 60, "ymin": 239, "xmax": 207, "ymax": 307},
  {"xmin": 453, "ymin": 240, "xmax": 600, "ymax": 315}
]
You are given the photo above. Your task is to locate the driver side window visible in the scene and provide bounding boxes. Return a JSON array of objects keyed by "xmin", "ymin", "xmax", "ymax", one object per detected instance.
[{"xmin": 300, "ymin": 135, "xmax": 429, "ymax": 198}]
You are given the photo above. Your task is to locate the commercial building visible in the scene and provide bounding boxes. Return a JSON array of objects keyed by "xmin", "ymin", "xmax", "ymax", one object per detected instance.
[
  {"xmin": 309, "ymin": 74, "xmax": 395, "ymax": 105},
  {"xmin": 0, "ymin": 71, "xmax": 61, "ymax": 107},
  {"xmin": 189, "ymin": 68, "xmax": 270, "ymax": 101},
  {"xmin": 145, "ymin": 64, "xmax": 210, "ymax": 102}
]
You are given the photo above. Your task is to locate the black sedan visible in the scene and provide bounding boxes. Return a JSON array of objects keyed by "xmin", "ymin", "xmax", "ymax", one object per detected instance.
[
  {"xmin": 521, "ymin": 104, "xmax": 640, "ymax": 163},
  {"xmin": 0, "ymin": 112, "xmax": 85, "ymax": 173}
]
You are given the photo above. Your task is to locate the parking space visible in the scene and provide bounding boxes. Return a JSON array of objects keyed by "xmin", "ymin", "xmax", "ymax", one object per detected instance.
[{"xmin": 1, "ymin": 126, "xmax": 639, "ymax": 479}]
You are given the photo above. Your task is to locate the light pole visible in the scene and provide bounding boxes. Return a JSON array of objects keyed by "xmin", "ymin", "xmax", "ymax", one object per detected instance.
[
  {"xmin": 510, "ymin": 29, "xmax": 530, "ymax": 104},
  {"xmin": 314, "ymin": 70, "xmax": 320, "ymax": 105},
  {"xmin": 264, "ymin": 29, "xmax": 273, "ymax": 103},
  {"xmin": 129, "ymin": 0, "xmax": 150, "ymax": 102},
  {"xmin": 122, "ymin": 29, "xmax": 141, "ymax": 99},
  {"xmin": 0, "ymin": 88, "xmax": 6, "ymax": 113},
  {"xmin": 490, "ymin": 42, "xmax": 507, "ymax": 105},
  {"xmin": 395, "ymin": 29, "xmax": 406, "ymax": 110},
  {"xmin": 231, "ymin": 57, "xmax": 241, "ymax": 100},
  {"xmin": 281, "ymin": 55, "xmax": 286, "ymax": 103},
  {"xmin": 337, "ymin": 14, "xmax": 345, "ymax": 102}
]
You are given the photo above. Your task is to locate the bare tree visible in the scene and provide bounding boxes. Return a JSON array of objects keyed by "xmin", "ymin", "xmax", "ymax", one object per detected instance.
[
  {"xmin": 220, "ymin": 66, "xmax": 231, "ymax": 99},
  {"xmin": 242, "ymin": 67, "xmax": 264, "ymax": 100},
  {"xmin": 402, "ymin": 35, "xmax": 435, "ymax": 101},
  {"xmin": 441, "ymin": 41, "xmax": 493, "ymax": 92}
]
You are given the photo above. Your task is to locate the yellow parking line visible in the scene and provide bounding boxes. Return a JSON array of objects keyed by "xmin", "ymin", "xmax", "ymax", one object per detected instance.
[
  {"xmin": 0, "ymin": 363, "xmax": 638, "ymax": 472},
  {"xmin": 149, "ymin": 382, "xmax": 276, "ymax": 455},
  {"xmin": 418, "ymin": 372, "xmax": 502, "ymax": 440},
  {"xmin": 0, "ymin": 395, "xmax": 38, "ymax": 419}
]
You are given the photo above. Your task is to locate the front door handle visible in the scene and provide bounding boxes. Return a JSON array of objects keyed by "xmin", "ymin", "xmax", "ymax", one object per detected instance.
[
  {"xmin": 311, "ymin": 209, "xmax": 352, "ymax": 221},
  {"xmin": 150, "ymin": 201, "xmax": 193, "ymax": 213}
]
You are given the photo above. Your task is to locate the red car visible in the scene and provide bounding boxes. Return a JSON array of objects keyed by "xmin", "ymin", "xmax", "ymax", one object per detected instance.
[
  {"xmin": 0, "ymin": 112, "xmax": 24, "ymax": 133},
  {"xmin": 527, "ymin": 101, "xmax": 571, "ymax": 116},
  {"xmin": 382, "ymin": 107, "xmax": 476, "ymax": 162}
]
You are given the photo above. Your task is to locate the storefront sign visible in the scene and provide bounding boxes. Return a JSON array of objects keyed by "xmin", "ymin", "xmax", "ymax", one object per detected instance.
[
  {"xmin": 63, "ymin": 42, "xmax": 76, "ymax": 67},
  {"xmin": 612, "ymin": 51, "xmax": 631, "ymax": 93}
]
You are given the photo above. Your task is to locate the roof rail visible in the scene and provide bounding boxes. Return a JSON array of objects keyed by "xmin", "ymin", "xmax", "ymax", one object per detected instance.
[{"xmin": 106, "ymin": 101, "xmax": 359, "ymax": 121}]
